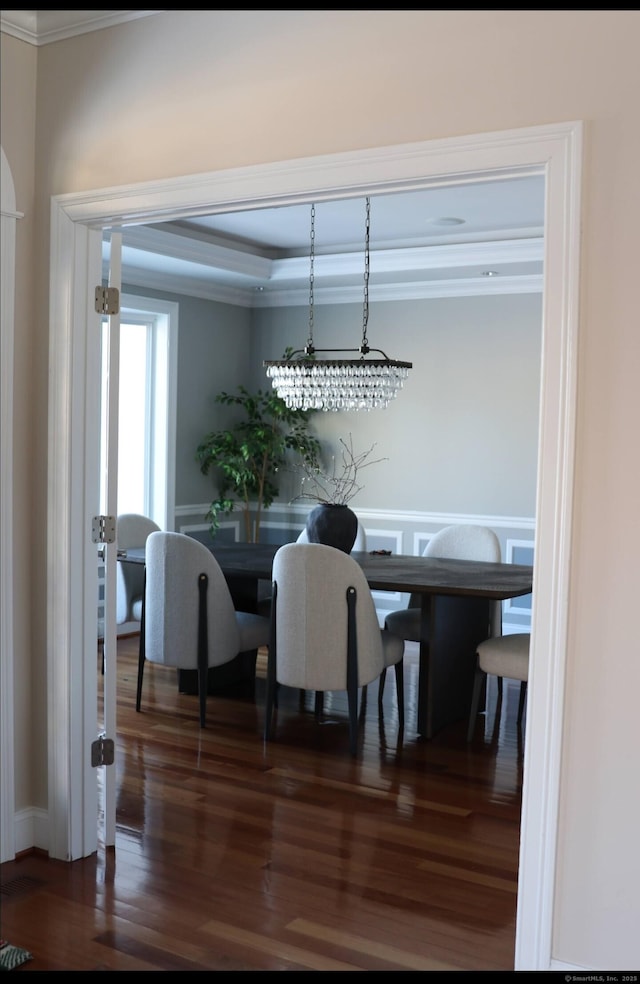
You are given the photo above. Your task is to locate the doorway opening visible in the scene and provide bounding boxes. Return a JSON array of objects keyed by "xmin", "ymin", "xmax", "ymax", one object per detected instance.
[{"xmin": 47, "ymin": 123, "xmax": 582, "ymax": 969}]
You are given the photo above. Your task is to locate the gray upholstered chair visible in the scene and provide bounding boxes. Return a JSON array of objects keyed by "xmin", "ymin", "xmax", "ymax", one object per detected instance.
[
  {"xmin": 265, "ymin": 542, "xmax": 404, "ymax": 755},
  {"xmin": 467, "ymin": 632, "xmax": 530, "ymax": 741},
  {"xmin": 380, "ymin": 524, "xmax": 502, "ymax": 705},
  {"xmin": 257, "ymin": 521, "xmax": 368, "ymax": 619},
  {"xmin": 116, "ymin": 513, "xmax": 160, "ymax": 626},
  {"xmin": 138, "ymin": 531, "xmax": 271, "ymax": 727}
]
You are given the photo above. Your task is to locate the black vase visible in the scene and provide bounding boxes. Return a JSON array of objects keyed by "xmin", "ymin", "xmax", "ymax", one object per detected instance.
[{"xmin": 305, "ymin": 503, "xmax": 358, "ymax": 554}]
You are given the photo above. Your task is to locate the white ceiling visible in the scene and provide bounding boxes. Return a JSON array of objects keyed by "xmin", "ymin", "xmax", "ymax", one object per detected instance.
[
  {"xmin": 3, "ymin": 10, "xmax": 545, "ymax": 307},
  {"xmin": 113, "ymin": 176, "xmax": 545, "ymax": 308}
]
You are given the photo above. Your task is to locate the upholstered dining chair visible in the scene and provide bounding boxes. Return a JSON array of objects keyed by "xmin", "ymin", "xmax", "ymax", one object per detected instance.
[
  {"xmin": 116, "ymin": 513, "xmax": 161, "ymax": 627},
  {"xmin": 265, "ymin": 542, "xmax": 404, "ymax": 756},
  {"xmin": 257, "ymin": 521, "xmax": 369, "ymax": 620},
  {"xmin": 379, "ymin": 524, "xmax": 502, "ymax": 706},
  {"xmin": 139, "ymin": 531, "xmax": 271, "ymax": 727},
  {"xmin": 466, "ymin": 632, "xmax": 530, "ymax": 741}
]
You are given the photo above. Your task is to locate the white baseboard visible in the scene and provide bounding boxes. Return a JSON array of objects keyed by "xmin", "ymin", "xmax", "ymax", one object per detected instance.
[{"xmin": 14, "ymin": 806, "xmax": 48, "ymax": 855}]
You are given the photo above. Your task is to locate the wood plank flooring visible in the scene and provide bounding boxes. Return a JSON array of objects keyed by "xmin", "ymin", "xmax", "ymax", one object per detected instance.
[{"xmin": 0, "ymin": 635, "xmax": 526, "ymax": 971}]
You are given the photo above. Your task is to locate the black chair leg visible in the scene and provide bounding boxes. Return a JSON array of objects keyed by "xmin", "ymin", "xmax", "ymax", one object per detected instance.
[
  {"xmin": 196, "ymin": 572, "xmax": 208, "ymax": 728},
  {"xmin": 345, "ymin": 586, "xmax": 359, "ymax": 757},
  {"xmin": 135, "ymin": 641, "xmax": 145, "ymax": 712},
  {"xmin": 394, "ymin": 660, "xmax": 405, "ymax": 730},
  {"xmin": 359, "ymin": 685, "xmax": 368, "ymax": 722},
  {"xmin": 517, "ymin": 680, "xmax": 528, "ymax": 724},
  {"xmin": 264, "ymin": 651, "xmax": 276, "ymax": 741},
  {"xmin": 197, "ymin": 664, "xmax": 207, "ymax": 729},
  {"xmin": 378, "ymin": 666, "xmax": 387, "ymax": 705},
  {"xmin": 347, "ymin": 688, "xmax": 359, "ymax": 757},
  {"xmin": 136, "ymin": 565, "xmax": 147, "ymax": 713},
  {"xmin": 265, "ymin": 583, "xmax": 277, "ymax": 741}
]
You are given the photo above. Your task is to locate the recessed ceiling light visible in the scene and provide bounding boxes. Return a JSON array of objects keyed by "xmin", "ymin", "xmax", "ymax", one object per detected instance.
[
  {"xmin": 482, "ymin": 270, "xmax": 499, "ymax": 277},
  {"xmin": 427, "ymin": 216, "xmax": 465, "ymax": 227}
]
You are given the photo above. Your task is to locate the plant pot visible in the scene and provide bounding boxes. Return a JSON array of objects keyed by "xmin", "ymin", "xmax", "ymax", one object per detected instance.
[{"xmin": 305, "ymin": 503, "xmax": 358, "ymax": 554}]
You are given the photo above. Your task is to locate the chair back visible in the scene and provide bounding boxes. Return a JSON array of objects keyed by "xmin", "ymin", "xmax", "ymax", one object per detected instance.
[
  {"xmin": 116, "ymin": 513, "xmax": 160, "ymax": 623},
  {"xmin": 271, "ymin": 542, "xmax": 384, "ymax": 692},
  {"xmin": 145, "ymin": 531, "xmax": 241, "ymax": 669},
  {"xmin": 424, "ymin": 524, "xmax": 501, "ymax": 562},
  {"xmin": 411, "ymin": 524, "xmax": 502, "ymax": 632}
]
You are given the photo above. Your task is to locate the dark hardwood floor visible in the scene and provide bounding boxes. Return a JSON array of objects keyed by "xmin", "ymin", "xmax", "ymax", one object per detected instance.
[{"xmin": 1, "ymin": 635, "xmax": 526, "ymax": 971}]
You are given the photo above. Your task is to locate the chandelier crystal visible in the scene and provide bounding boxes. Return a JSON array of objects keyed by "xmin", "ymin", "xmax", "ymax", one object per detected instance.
[{"xmin": 264, "ymin": 198, "xmax": 412, "ymax": 412}]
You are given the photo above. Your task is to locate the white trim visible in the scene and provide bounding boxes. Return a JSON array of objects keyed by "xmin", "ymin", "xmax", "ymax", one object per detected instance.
[
  {"xmin": 179, "ymin": 519, "xmax": 242, "ymax": 541},
  {"xmin": 47, "ymin": 123, "xmax": 582, "ymax": 971},
  {"xmin": 116, "ymin": 266, "xmax": 544, "ymax": 308},
  {"xmin": 0, "ymin": 146, "xmax": 18, "ymax": 863},
  {"xmin": 13, "ymin": 808, "xmax": 48, "ymax": 856},
  {"xmin": 0, "ymin": 10, "xmax": 163, "ymax": 46},
  {"xmin": 514, "ymin": 121, "xmax": 582, "ymax": 970},
  {"xmin": 51, "ymin": 130, "xmax": 563, "ymax": 228},
  {"xmin": 47, "ymin": 214, "xmax": 103, "ymax": 860},
  {"xmin": 114, "ymin": 224, "xmax": 544, "ymax": 307},
  {"xmin": 175, "ymin": 501, "xmax": 537, "ymax": 532},
  {"xmin": 357, "ymin": 509, "xmax": 537, "ymax": 530}
]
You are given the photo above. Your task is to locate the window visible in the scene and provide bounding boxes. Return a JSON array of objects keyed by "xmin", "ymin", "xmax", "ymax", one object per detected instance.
[{"xmin": 100, "ymin": 296, "xmax": 178, "ymax": 530}]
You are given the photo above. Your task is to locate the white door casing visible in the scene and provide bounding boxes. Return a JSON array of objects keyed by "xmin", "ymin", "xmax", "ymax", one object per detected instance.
[
  {"xmin": 100, "ymin": 232, "xmax": 123, "ymax": 849},
  {"xmin": 1, "ymin": 147, "xmax": 23, "ymax": 863},
  {"xmin": 46, "ymin": 122, "xmax": 583, "ymax": 969}
]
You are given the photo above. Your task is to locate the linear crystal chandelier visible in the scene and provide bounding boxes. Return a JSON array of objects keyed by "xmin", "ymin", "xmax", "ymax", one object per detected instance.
[{"xmin": 264, "ymin": 197, "xmax": 412, "ymax": 412}]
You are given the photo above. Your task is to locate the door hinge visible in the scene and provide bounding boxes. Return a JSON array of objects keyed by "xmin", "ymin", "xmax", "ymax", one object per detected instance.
[
  {"xmin": 91, "ymin": 733, "xmax": 115, "ymax": 767},
  {"xmin": 95, "ymin": 285, "xmax": 119, "ymax": 316},
  {"xmin": 92, "ymin": 515, "xmax": 116, "ymax": 544}
]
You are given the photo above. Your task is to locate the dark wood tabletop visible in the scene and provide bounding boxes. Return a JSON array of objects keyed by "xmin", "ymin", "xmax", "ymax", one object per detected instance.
[{"xmin": 204, "ymin": 542, "xmax": 533, "ymax": 600}]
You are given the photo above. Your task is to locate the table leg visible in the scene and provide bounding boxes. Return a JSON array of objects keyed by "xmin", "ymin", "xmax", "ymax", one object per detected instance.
[{"xmin": 417, "ymin": 594, "xmax": 491, "ymax": 739}]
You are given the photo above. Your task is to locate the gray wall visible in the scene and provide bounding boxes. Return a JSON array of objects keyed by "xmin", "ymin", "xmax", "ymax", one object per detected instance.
[
  {"xmin": 253, "ymin": 292, "xmax": 542, "ymax": 515},
  {"xmin": 125, "ymin": 285, "xmax": 542, "ymax": 517},
  {"xmin": 124, "ymin": 284, "xmax": 541, "ymax": 521}
]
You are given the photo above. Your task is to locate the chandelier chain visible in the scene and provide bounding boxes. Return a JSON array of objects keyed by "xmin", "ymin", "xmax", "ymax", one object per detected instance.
[
  {"xmin": 361, "ymin": 197, "xmax": 370, "ymax": 353},
  {"xmin": 307, "ymin": 203, "xmax": 315, "ymax": 351}
]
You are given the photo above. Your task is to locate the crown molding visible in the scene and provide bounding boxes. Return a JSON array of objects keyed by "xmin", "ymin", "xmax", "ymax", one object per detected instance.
[
  {"xmin": 118, "ymin": 263, "xmax": 542, "ymax": 307},
  {"xmin": 0, "ymin": 10, "xmax": 162, "ymax": 46},
  {"xmin": 111, "ymin": 228, "xmax": 544, "ymax": 306}
]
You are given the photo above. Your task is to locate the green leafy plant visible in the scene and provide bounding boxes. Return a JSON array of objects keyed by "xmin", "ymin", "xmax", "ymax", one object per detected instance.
[{"xmin": 196, "ymin": 385, "xmax": 320, "ymax": 542}]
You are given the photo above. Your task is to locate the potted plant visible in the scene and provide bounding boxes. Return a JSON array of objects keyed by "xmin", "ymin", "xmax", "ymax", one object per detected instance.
[
  {"xmin": 293, "ymin": 435, "xmax": 386, "ymax": 552},
  {"xmin": 196, "ymin": 385, "xmax": 320, "ymax": 542}
]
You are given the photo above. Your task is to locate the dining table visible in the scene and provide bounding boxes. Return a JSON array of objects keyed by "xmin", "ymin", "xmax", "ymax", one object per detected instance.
[
  {"xmin": 120, "ymin": 540, "xmax": 533, "ymax": 739},
  {"xmin": 207, "ymin": 542, "xmax": 534, "ymax": 739}
]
